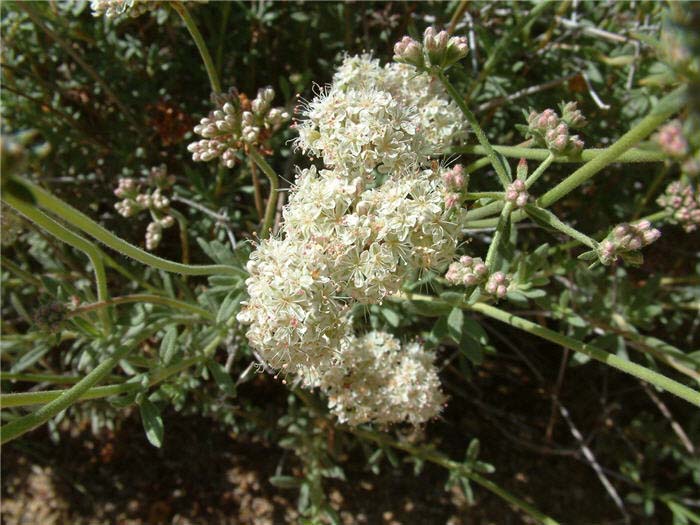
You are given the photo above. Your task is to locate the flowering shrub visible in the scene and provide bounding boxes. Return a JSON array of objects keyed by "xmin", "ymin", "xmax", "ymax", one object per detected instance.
[{"xmin": 1, "ymin": 2, "xmax": 699, "ymax": 523}]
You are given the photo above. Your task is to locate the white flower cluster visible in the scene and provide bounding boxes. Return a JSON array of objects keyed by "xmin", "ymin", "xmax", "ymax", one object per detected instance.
[
  {"xmin": 657, "ymin": 181, "xmax": 700, "ymax": 233},
  {"xmin": 237, "ymin": 46, "xmax": 474, "ymax": 425},
  {"xmin": 90, "ymin": 0, "xmax": 158, "ymax": 19},
  {"xmin": 188, "ymin": 87, "xmax": 289, "ymax": 168},
  {"xmin": 294, "ymin": 54, "xmax": 466, "ymax": 176},
  {"xmin": 238, "ymin": 164, "xmax": 464, "ymax": 379},
  {"xmin": 113, "ymin": 165, "xmax": 176, "ymax": 250},
  {"xmin": 319, "ymin": 331, "xmax": 445, "ymax": 426}
]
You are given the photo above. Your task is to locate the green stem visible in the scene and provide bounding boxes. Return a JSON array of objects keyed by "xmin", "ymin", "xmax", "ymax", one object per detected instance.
[
  {"xmin": 454, "ymin": 145, "xmax": 667, "ymax": 164},
  {"xmin": 249, "ymin": 148, "xmax": 279, "ymax": 239},
  {"xmin": 68, "ymin": 294, "xmax": 214, "ymax": 321},
  {"xmin": 464, "ymin": 200, "xmax": 504, "ymax": 222},
  {"xmin": 350, "ymin": 427, "xmax": 560, "ymax": 525},
  {"xmin": 11, "ymin": 176, "xmax": 239, "ymax": 276},
  {"xmin": 437, "ymin": 70, "xmax": 511, "ymax": 188},
  {"xmin": 0, "ymin": 323, "xmax": 161, "ymax": 444},
  {"xmin": 525, "ymin": 153, "xmax": 555, "ymax": 189},
  {"xmin": 3, "ymin": 192, "xmax": 111, "ymax": 333},
  {"xmin": 1, "ymin": 333, "xmax": 222, "ymax": 409},
  {"xmin": 523, "ymin": 204, "xmax": 598, "ymax": 249},
  {"xmin": 0, "ymin": 372, "xmax": 122, "ymax": 385},
  {"xmin": 171, "ymin": 2, "xmax": 222, "ymax": 93},
  {"xmin": 484, "ymin": 202, "xmax": 513, "ymax": 269},
  {"xmin": 470, "ymin": 302, "xmax": 700, "ymax": 406},
  {"xmin": 392, "ymin": 293, "xmax": 700, "ymax": 406},
  {"xmin": 168, "ymin": 209, "xmax": 190, "ymax": 265},
  {"xmin": 538, "ymin": 86, "xmax": 686, "ymax": 210},
  {"xmin": 464, "ymin": 192, "xmax": 504, "ymax": 200}
]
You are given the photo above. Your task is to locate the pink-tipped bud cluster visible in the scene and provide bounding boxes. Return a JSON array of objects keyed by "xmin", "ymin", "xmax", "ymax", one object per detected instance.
[
  {"xmin": 484, "ymin": 271, "xmax": 510, "ymax": 299},
  {"xmin": 393, "ymin": 36, "xmax": 425, "ymax": 69},
  {"xmin": 445, "ymin": 255, "xmax": 488, "ymax": 286},
  {"xmin": 113, "ymin": 165, "xmax": 177, "ymax": 251},
  {"xmin": 525, "ymin": 104, "xmax": 585, "ymax": 156},
  {"xmin": 560, "ymin": 102, "xmax": 587, "ymax": 129},
  {"xmin": 657, "ymin": 181, "xmax": 700, "ymax": 233},
  {"xmin": 598, "ymin": 221, "xmax": 661, "ymax": 265},
  {"xmin": 189, "ymin": 86, "xmax": 289, "ymax": 168},
  {"xmin": 392, "ymin": 27, "xmax": 468, "ymax": 70},
  {"xmin": 442, "ymin": 164, "xmax": 466, "ymax": 189},
  {"xmin": 441, "ymin": 164, "xmax": 468, "ymax": 209},
  {"xmin": 505, "ymin": 179, "xmax": 529, "ymax": 208},
  {"xmin": 656, "ymin": 120, "xmax": 689, "ymax": 159}
]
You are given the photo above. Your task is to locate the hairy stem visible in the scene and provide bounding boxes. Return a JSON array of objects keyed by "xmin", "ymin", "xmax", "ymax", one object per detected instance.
[
  {"xmin": 1, "ymin": 331, "xmax": 224, "ymax": 409},
  {"xmin": 0, "ymin": 322, "xmax": 165, "ymax": 444},
  {"xmin": 3, "ymin": 192, "xmax": 111, "ymax": 333},
  {"xmin": 171, "ymin": 1, "xmax": 222, "ymax": 93},
  {"xmin": 525, "ymin": 153, "xmax": 555, "ymax": 189},
  {"xmin": 471, "ymin": 302, "xmax": 700, "ymax": 406},
  {"xmin": 68, "ymin": 293, "xmax": 214, "ymax": 321},
  {"xmin": 454, "ymin": 145, "xmax": 667, "ymax": 164},
  {"xmin": 437, "ymin": 70, "xmax": 511, "ymax": 188},
  {"xmin": 10, "ymin": 176, "xmax": 240, "ymax": 276},
  {"xmin": 350, "ymin": 427, "xmax": 560, "ymax": 525},
  {"xmin": 248, "ymin": 148, "xmax": 279, "ymax": 239},
  {"xmin": 485, "ymin": 202, "xmax": 513, "ymax": 269}
]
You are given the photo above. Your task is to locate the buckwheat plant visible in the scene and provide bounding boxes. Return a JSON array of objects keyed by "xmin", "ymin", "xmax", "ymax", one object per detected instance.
[{"xmin": 2, "ymin": 4, "xmax": 699, "ymax": 524}]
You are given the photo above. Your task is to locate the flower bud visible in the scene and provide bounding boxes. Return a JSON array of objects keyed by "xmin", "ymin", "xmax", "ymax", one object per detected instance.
[
  {"xmin": 561, "ymin": 102, "xmax": 587, "ymax": 129},
  {"xmin": 393, "ymin": 36, "xmax": 425, "ymax": 69}
]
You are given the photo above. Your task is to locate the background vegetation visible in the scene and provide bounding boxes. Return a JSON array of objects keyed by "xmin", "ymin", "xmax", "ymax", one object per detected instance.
[{"xmin": 1, "ymin": 1, "xmax": 699, "ymax": 524}]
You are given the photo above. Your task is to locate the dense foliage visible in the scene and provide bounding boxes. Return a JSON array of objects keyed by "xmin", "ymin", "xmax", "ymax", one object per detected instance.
[{"xmin": 1, "ymin": 1, "xmax": 699, "ymax": 523}]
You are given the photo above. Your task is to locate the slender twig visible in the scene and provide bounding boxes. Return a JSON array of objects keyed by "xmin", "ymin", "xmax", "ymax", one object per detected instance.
[
  {"xmin": 248, "ymin": 148, "xmax": 279, "ymax": 239},
  {"xmin": 3, "ymin": 192, "xmax": 111, "ymax": 333},
  {"xmin": 453, "ymin": 145, "xmax": 667, "ymax": 164},
  {"xmin": 642, "ymin": 383, "xmax": 695, "ymax": 454},
  {"xmin": 349, "ymin": 426, "xmax": 561, "ymax": 525},
  {"xmin": 438, "ymin": 70, "xmax": 511, "ymax": 188},
  {"xmin": 171, "ymin": 1, "xmax": 222, "ymax": 93},
  {"xmin": 466, "ymin": 1, "xmax": 553, "ymax": 100},
  {"xmin": 68, "ymin": 294, "xmax": 214, "ymax": 321},
  {"xmin": 476, "ymin": 74, "xmax": 578, "ymax": 113},
  {"xmin": 10, "ymin": 176, "xmax": 240, "ymax": 276},
  {"xmin": 556, "ymin": 402, "xmax": 630, "ymax": 522},
  {"xmin": 392, "ymin": 293, "xmax": 700, "ymax": 407}
]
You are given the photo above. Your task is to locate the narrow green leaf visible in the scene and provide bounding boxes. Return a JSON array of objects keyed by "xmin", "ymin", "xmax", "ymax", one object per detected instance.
[
  {"xmin": 207, "ymin": 359, "xmax": 236, "ymax": 396},
  {"xmin": 139, "ymin": 398, "xmax": 164, "ymax": 448},
  {"xmin": 159, "ymin": 325, "xmax": 179, "ymax": 365},
  {"xmin": 269, "ymin": 475, "xmax": 302, "ymax": 489},
  {"xmin": 447, "ymin": 307, "xmax": 464, "ymax": 342}
]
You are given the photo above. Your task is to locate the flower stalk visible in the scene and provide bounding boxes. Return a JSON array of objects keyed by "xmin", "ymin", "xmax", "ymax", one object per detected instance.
[
  {"xmin": 10, "ymin": 176, "xmax": 240, "ymax": 276},
  {"xmin": 437, "ymin": 70, "xmax": 511, "ymax": 188},
  {"xmin": 3, "ymin": 191, "xmax": 111, "ymax": 333},
  {"xmin": 171, "ymin": 2, "xmax": 222, "ymax": 93},
  {"xmin": 248, "ymin": 148, "xmax": 279, "ymax": 239}
]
